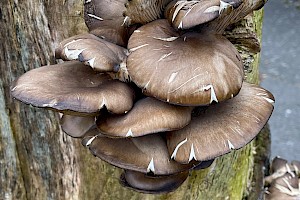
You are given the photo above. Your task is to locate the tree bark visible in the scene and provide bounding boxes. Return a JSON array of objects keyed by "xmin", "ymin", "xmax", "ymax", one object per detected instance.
[{"xmin": 0, "ymin": 1, "xmax": 267, "ymax": 199}]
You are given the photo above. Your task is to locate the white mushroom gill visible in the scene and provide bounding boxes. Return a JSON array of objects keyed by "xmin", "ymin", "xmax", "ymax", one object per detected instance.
[{"xmin": 171, "ymin": 138, "xmax": 188, "ymax": 159}]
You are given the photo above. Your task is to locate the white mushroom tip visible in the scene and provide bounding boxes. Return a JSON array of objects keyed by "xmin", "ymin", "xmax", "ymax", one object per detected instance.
[
  {"xmin": 171, "ymin": 138, "xmax": 188, "ymax": 160},
  {"xmin": 86, "ymin": 135, "xmax": 98, "ymax": 147},
  {"xmin": 126, "ymin": 129, "xmax": 133, "ymax": 137},
  {"xmin": 188, "ymin": 144, "xmax": 197, "ymax": 162},
  {"xmin": 147, "ymin": 158, "xmax": 155, "ymax": 173},
  {"xmin": 227, "ymin": 140, "xmax": 235, "ymax": 150},
  {"xmin": 87, "ymin": 13, "xmax": 103, "ymax": 21}
]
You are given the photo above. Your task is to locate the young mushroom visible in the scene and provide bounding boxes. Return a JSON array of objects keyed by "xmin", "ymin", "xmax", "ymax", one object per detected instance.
[
  {"xmin": 166, "ymin": 82, "xmax": 274, "ymax": 163},
  {"xmin": 127, "ymin": 19, "xmax": 244, "ymax": 106}
]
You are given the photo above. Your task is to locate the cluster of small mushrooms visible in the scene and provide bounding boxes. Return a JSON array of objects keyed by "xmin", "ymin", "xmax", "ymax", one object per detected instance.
[
  {"xmin": 11, "ymin": 0, "xmax": 274, "ymax": 194},
  {"xmin": 265, "ymin": 157, "xmax": 300, "ymax": 200}
]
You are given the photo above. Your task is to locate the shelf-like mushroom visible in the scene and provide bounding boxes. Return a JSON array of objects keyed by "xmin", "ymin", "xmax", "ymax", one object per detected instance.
[
  {"xmin": 55, "ymin": 33, "xmax": 128, "ymax": 73},
  {"xmin": 166, "ymin": 82, "xmax": 274, "ymax": 163},
  {"xmin": 83, "ymin": 127, "xmax": 198, "ymax": 175},
  {"xmin": 11, "ymin": 61, "xmax": 135, "ymax": 116},
  {"xmin": 165, "ymin": 0, "xmax": 220, "ymax": 30},
  {"xmin": 127, "ymin": 19, "xmax": 244, "ymax": 106},
  {"xmin": 120, "ymin": 169, "xmax": 189, "ymax": 194},
  {"xmin": 97, "ymin": 97, "xmax": 194, "ymax": 138},
  {"xmin": 84, "ymin": 0, "xmax": 130, "ymax": 46}
]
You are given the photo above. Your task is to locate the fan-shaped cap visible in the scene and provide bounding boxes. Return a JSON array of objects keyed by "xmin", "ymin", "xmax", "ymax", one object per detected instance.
[
  {"xmin": 60, "ymin": 114, "xmax": 95, "ymax": 138},
  {"xmin": 83, "ymin": 127, "xmax": 198, "ymax": 175},
  {"xmin": 166, "ymin": 82, "xmax": 274, "ymax": 163},
  {"xmin": 11, "ymin": 61, "xmax": 135, "ymax": 115},
  {"xmin": 55, "ymin": 33, "xmax": 128, "ymax": 73},
  {"xmin": 165, "ymin": 0, "xmax": 220, "ymax": 30},
  {"xmin": 84, "ymin": 0, "xmax": 129, "ymax": 46},
  {"xmin": 124, "ymin": 0, "xmax": 172, "ymax": 25},
  {"xmin": 120, "ymin": 169, "xmax": 189, "ymax": 194},
  {"xmin": 127, "ymin": 19, "xmax": 244, "ymax": 106},
  {"xmin": 97, "ymin": 97, "xmax": 194, "ymax": 138}
]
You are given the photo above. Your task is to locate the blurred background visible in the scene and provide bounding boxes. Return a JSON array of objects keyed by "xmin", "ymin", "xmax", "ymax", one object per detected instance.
[{"xmin": 260, "ymin": 0, "xmax": 300, "ymax": 161}]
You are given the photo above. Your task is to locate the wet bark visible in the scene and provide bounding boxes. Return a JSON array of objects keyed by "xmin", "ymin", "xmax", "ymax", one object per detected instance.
[{"xmin": 0, "ymin": 1, "xmax": 267, "ymax": 199}]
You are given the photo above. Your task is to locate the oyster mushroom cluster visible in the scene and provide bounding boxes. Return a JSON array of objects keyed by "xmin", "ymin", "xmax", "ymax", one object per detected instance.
[{"xmin": 11, "ymin": 0, "xmax": 274, "ymax": 194}]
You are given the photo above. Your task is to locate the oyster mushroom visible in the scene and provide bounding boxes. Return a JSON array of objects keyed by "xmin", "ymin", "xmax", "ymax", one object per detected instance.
[
  {"xmin": 165, "ymin": 0, "xmax": 220, "ymax": 30},
  {"xmin": 166, "ymin": 82, "xmax": 274, "ymax": 163},
  {"xmin": 11, "ymin": 61, "xmax": 135, "ymax": 116},
  {"xmin": 83, "ymin": 127, "xmax": 198, "ymax": 175},
  {"xmin": 120, "ymin": 169, "xmax": 189, "ymax": 194},
  {"xmin": 97, "ymin": 97, "xmax": 194, "ymax": 138},
  {"xmin": 127, "ymin": 19, "xmax": 244, "ymax": 106}
]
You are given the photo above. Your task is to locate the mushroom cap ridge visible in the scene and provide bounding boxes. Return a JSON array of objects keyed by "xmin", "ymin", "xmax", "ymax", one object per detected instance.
[{"xmin": 127, "ymin": 19, "xmax": 244, "ymax": 106}]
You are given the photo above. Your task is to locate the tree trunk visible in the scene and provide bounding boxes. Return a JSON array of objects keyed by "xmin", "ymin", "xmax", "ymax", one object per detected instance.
[{"xmin": 0, "ymin": 1, "xmax": 268, "ymax": 199}]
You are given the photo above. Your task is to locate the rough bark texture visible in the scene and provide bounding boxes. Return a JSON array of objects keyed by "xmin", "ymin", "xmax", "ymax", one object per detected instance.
[{"xmin": 0, "ymin": 1, "xmax": 267, "ymax": 199}]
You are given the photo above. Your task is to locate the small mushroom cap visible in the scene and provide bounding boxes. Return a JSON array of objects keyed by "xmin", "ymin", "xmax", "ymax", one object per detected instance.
[
  {"xmin": 120, "ymin": 169, "xmax": 189, "ymax": 194},
  {"xmin": 84, "ymin": 127, "xmax": 198, "ymax": 175},
  {"xmin": 60, "ymin": 114, "xmax": 95, "ymax": 138},
  {"xmin": 84, "ymin": 0, "xmax": 129, "ymax": 46},
  {"xmin": 166, "ymin": 82, "xmax": 275, "ymax": 163},
  {"xmin": 124, "ymin": 0, "xmax": 172, "ymax": 25},
  {"xmin": 271, "ymin": 156, "xmax": 289, "ymax": 173},
  {"xmin": 165, "ymin": 0, "xmax": 220, "ymax": 30},
  {"xmin": 55, "ymin": 33, "xmax": 128, "ymax": 72},
  {"xmin": 11, "ymin": 61, "xmax": 135, "ymax": 115},
  {"xmin": 127, "ymin": 19, "xmax": 244, "ymax": 106},
  {"xmin": 97, "ymin": 97, "xmax": 194, "ymax": 138}
]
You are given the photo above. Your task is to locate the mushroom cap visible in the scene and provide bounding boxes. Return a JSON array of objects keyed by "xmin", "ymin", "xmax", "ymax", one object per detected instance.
[
  {"xmin": 124, "ymin": 0, "xmax": 172, "ymax": 25},
  {"xmin": 60, "ymin": 114, "xmax": 95, "ymax": 138},
  {"xmin": 127, "ymin": 19, "xmax": 244, "ymax": 106},
  {"xmin": 120, "ymin": 169, "xmax": 189, "ymax": 194},
  {"xmin": 84, "ymin": 0, "xmax": 129, "ymax": 46},
  {"xmin": 84, "ymin": 127, "xmax": 198, "ymax": 175},
  {"xmin": 55, "ymin": 33, "xmax": 128, "ymax": 72},
  {"xmin": 271, "ymin": 156, "xmax": 289, "ymax": 173},
  {"xmin": 97, "ymin": 97, "xmax": 194, "ymax": 138},
  {"xmin": 165, "ymin": 0, "xmax": 220, "ymax": 30},
  {"xmin": 166, "ymin": 82, "xmax": 275, "ymax": 163},
  {"xmin": 11, "ymin": 61, "xmax": 135, "ymax": 115}
]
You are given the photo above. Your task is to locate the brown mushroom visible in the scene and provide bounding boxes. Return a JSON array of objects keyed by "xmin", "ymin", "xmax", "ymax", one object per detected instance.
[
  {"xmin": 127, "ymin": 19, "xmax": 244, "ymax": 106},
  {"xmin": 55, "ymin": 33, "xmax": 128, "ymax": 74},
  {"xmin": 124, "ymin": 0, "xmax": 172, "ymax": 25},
  {"xmin": 84, "ymin": 0, "xmax": 130, "ymax": 46},
  {"xmin": 83, "ymin": 127, "xmax": 198, "ymax": 175},
  {"xmin": 166, "ymin": 82, "xmax": 274, "ymax": 163},
  {"xmin": 97, "ymin": 97, "xmax": 194, "ymax": 138},
  {"xmin": 120, "ymin": 169, "xmax": 189, "ymax": 194},
  {"xmin": 165, "ymin": 0, "xmax": 220, "ymax": 30},
  {"xmin": 60, "ymin": 114, "xmax": 95, "ymax": 138},
  {"xmin": 11, "ymin": 61, "xmax": 135, "ymax": 116}
]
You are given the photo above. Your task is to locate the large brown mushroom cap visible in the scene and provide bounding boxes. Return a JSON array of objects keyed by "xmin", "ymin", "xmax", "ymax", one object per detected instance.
[
  {"xmin": 165, "ymin": 0, "xmax": 220, "ymax": 30},
  {"xmin": 11, "ymin": 61, "xmax": 135, "ymax": 115},
  {"xmin": 166, "ymin": 82, "xmax": 275, "ymax": 163},
  {"xmin": 120, "ymin": 169, "xmax": 189, "ymax": 194},
  {"xmin": 127, "ymin": 19, "xmax": 244, "ymax": 106},
  {"xmin": 97, "ymin": 97, "xmax": 194, "ymax": 138},
  {"xmin": 84, "ymin": 0, "xmax": 129, "ymax": 46},
  {"xmin": 84, "ymin": 127, "xmax": 198, "ymax": 175}
]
